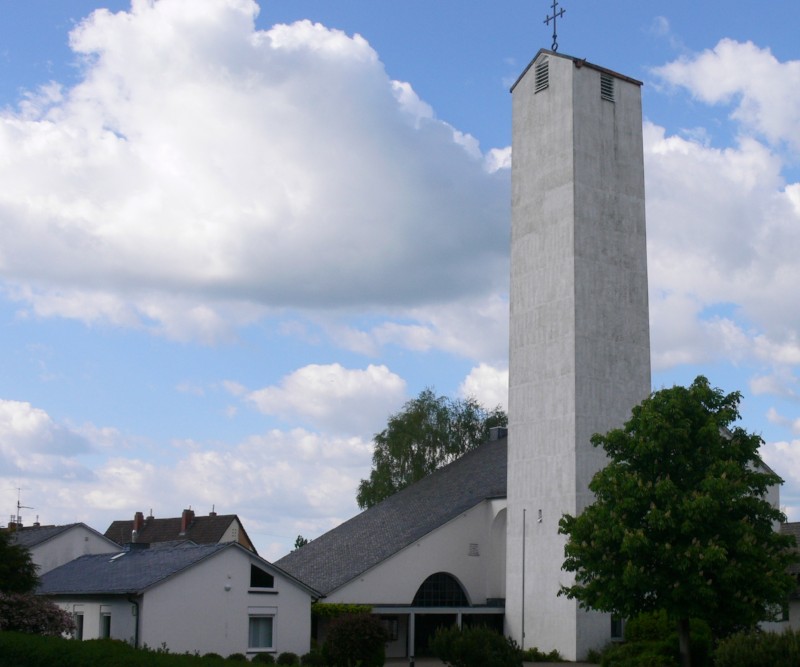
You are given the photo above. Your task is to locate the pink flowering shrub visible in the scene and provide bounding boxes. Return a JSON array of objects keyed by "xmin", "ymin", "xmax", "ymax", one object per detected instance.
[{"xmin": 0, "ymin": 592, "xmax": 75, "ymax": 636}]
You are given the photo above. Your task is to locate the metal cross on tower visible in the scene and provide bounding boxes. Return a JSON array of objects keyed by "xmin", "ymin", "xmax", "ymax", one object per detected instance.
[{"xmin": 544, "ymin": 0, "xmax": 566, "ymax": 52}]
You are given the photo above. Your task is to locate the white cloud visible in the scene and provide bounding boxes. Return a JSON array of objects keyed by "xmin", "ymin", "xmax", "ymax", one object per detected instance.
[
  {"xmin": 0, "ymin": 399, "xmax": 94, "ymax": 478},
  {"xmin": 644, "ymin": 118, "xmax": 800, "ymax": 372},
  {"xmin": 653, "ymin": 39, "xmax": 800, "ymax": 150},
  {"xmin": 458, "ymin": 364, "xmax": 508, "ymax": 412},
  {"xmin": 766, "ymin": 408, "xmax": 800, "ymax": 436},
  {"xmin": 246, "ymin": 363, "xmax": 406, "ymax": 436},
  {"xmin": 0, "ymin": 0, "xmax": 508, "ymax": 342}
]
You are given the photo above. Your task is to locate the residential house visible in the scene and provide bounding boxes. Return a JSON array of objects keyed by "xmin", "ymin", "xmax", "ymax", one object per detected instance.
[
  {"xmin": 8, "ymin": 522, "xmax": 120, "ymax": 575},
  {"xmin": 105, "ymin": 508, "xmax": 256, "ymax": 553},
  {"xmin": 39, "ymin": 541, "xmax": 319, "ymax": 658}
]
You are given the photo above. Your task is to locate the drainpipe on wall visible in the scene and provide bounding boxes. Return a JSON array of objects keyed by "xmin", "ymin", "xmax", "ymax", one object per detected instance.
[{"xmin": 126, "ymin": 594, "xmax": 140, "ymax": 648}]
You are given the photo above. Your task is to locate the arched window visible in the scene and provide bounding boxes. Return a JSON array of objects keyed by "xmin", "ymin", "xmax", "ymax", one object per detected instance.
[{"xmin": 412, "ymin": 572, "xmax": 469, "ymax": 607}]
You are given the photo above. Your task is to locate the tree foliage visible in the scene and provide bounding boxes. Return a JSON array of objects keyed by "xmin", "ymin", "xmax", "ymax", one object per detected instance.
[
  {"xmin": 356, "ymin": 388, "xmax": 507, "ymax": 509},
  {"xmin": 559, "ymin": 376, "xmax": 797, "ymax": 665},
  {"xmin": 0, "ymin": 529, "xmax": 39, "ymax": 594},
  {"xmin": 293, "ymin": 535, "xmax": 309, "ymax": 550}
]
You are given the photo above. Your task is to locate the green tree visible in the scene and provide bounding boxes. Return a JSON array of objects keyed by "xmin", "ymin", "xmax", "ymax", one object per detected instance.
[
  {"xmin": 356, "ymin": 388, "xmax": 507, "ymax": 509},
  {"xmin": 293, "ymin": 535, "xmax": 309, "ymax": 550},
  {"xmin": 558, "ymin": 376, "xmax": 797, "ymax": 667},
  {"xmin": 0, "ymin": 529, "xmax": 39, "ymax": 594}
]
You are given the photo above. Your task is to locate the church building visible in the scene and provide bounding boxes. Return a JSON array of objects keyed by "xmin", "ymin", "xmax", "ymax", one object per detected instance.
[{"xmin": 278, "ymin": 48, "xmax": 651, "ymax": 662}]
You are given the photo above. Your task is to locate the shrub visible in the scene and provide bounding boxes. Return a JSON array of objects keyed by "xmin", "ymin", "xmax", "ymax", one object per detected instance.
[
  {"xmin": 0, "ymin": 592, "xmax": 76, "ymax": 636},
  {"xmin": 322, "ymin": 613, "xmax": 389, "ymax": 667},
  {"xmin": 300, "ymin": 649, "xmax": 325, "ymax": 666},
  {"xmin": 596, "ymin": 611, "xmax": 711, "ymax": 667},
  {"xmin": 227, "ymin": 654, "xmax": 248, "ymax": 662},
  {"xmin": 276, "ymin": 652, "xmax": 299, "ymax": 665},
  {"xmin": 203, "ymin": 653, "xmax": 225, "ymax": 661},
  {"xmin": 714, "ymin": 629, "xmax": 800, "ymax": 667},
  {"xmin": 521, "ymin": 646, "xmax": 565, "ymax": 662},
  {"xmin": 252, "ymin": 653, "xmax": 276, "ymax": 664},
  {"xmin": 430, "ymin": 624, "xmax": 522, "ymax": 667}
]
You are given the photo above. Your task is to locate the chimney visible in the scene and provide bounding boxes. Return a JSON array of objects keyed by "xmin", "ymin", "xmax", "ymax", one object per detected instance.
[
  {"xmin": 209, "ymin": 504, "xmax": 217, "ymax": 517},
  {"xmin": 7, "ymin": 518, "xmax": 17, "ymax": 531},
  {"xmin": 133, "ymin": 511, "xmax": 144, "ymax": 532},
  {"xmin": 180, "ymin": 508, "xmax": 195, "ymax": 534}
]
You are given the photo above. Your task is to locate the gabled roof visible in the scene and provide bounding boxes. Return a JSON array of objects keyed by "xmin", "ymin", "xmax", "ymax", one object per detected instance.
[
  {"xmin": 276, "ymin": 437, "xmax": 507, "ymax": 596},
  {"xmin": 11, "ymin": 523, "xmax": 119, "ymax": 550},
  {"xmin": 104, "ymin": 514, "xmax": 255, "ymax": 553},
  {"xmin": 38, "ymin": 542, "xmax": 319, "ymax": 598}
]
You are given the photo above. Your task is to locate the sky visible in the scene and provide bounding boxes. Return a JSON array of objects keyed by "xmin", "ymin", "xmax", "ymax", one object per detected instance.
[{"xmin": 0, "ymin": 0, "xmax": 798, "ymax": 561}]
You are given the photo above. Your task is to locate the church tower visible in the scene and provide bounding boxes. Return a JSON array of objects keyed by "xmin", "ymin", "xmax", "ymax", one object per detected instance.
[{"xmin": 505, "ymin": 50, "xmax": 651, "ymax": 660}]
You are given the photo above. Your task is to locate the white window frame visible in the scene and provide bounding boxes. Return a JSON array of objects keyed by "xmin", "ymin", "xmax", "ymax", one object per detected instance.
[{"xmin": 248, "ymin": 614, "xmax": 275, "ymax": 652}]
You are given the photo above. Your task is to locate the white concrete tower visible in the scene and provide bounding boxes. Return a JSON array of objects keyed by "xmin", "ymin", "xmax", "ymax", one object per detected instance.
[{"xmin": 505, "ymin": 50, "xmax": 651, "ymax": 660}]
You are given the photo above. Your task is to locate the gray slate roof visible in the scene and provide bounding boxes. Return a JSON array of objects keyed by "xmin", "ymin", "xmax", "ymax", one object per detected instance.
[
  {"xmin": 276, "ymin": 436, "xmax": 507, "ymax": 596},
  {"xmin": 38, "ymin": 543, "xmax": 229, "ymax": 595}
]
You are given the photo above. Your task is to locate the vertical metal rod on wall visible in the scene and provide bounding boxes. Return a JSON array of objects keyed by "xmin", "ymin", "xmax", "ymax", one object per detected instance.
[{"xmin": 522, "ymin": 507, "xmax": 526, "ymax": 651}]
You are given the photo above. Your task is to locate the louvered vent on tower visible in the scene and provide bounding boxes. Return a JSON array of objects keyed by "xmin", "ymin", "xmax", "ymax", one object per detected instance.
[
  {"xmin": 534, "ymin": 58, "xmax": 549, "ymax": 93},
  {"xmin": 600, "ymin": 73, "xmax": 615, "ymax": 102}
]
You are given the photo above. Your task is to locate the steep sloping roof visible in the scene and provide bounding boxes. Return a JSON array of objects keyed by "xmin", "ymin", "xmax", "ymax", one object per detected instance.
[
  {"xmin": 104, "ymin": 514, "xmax": 255, "ymax": 553},
  {"xmin": 38, "ymin": 543, "xmax": 230, "ymax": 595},
  {"xmin": 11, "ymin": 523, "xmax": 119, "ymax": 550},
  {"xmin": 276, "ymin": 437, "xmax": 507, "ymax": 596}
]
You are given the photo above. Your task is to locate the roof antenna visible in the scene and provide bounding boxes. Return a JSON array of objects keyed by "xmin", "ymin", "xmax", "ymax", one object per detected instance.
[{"xmin": 544, "ymin": 0, "xmax": 566, "ymax": 52}]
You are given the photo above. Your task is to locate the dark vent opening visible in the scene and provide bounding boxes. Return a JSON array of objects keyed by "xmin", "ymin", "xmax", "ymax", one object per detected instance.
[
  {"xmin": 534, "ymin": 58, "xmax": 549, "ymax": 93},
  {"xmin": 601, "ymin": 73, "xmax": 615, "ymax": 102}
]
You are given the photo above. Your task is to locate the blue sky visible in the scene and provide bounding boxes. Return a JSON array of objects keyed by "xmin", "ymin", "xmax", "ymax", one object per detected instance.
[{"xmin": 1, "ymin": 0, "xmax": 798, "ymax": 560}]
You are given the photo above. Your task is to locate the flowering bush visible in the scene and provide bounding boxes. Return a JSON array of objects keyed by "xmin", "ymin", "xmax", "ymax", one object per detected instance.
[{"xmin": 0, "ymin": 592, "xmax": 75, "ymax": 636}]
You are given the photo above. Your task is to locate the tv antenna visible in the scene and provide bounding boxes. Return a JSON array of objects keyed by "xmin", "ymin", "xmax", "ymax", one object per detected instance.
[
  {"xmin": 544, "ymin": 0, "xmax": 566, "ymax": 52},
  {"xmin": 12, "ymin": 487, "xmax": 33, "ymax": 525}
]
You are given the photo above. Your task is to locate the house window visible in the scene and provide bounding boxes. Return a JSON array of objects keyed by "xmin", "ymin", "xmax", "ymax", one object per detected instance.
[
  {"xmin": 73, "ymin": 613, "xmax": 84, "ymax": 641},
  {"xmin": 250, "ymin": 564, "xmax": 274, "ymax": 588},
  {"xmin": 611, "ymin": 616, "xmax": 624, "ymax": 640},
  {"xmin": 100, "ymin": 613, "xmax": 111, "ymax": 639},
  {"xmin": 248, "ymin": 616, "xmax": 274, "ymax": 650}
]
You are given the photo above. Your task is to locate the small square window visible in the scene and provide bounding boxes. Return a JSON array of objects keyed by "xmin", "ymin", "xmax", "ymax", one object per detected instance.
[
  {"xmin": 249, "ymin": 616, "xmax": 274, "ymax": 649},
  {"xmin": 611, "ymin": 616, "xmax": 624, "ymax": 639}
]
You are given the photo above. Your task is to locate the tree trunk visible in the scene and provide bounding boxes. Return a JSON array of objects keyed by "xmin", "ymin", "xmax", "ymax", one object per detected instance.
[{"xmin": 677, "ymin": 617, "xmax": 691, "ymax": 667}]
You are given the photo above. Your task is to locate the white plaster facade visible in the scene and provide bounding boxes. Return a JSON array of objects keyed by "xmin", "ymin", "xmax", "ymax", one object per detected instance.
[
  {"xmin": 506, "ymin": 50, "xmax": 651, "ymax": 661},
  {"xmin": 49, "ymin": 544, "xmax": 315, "ymax": 658}
]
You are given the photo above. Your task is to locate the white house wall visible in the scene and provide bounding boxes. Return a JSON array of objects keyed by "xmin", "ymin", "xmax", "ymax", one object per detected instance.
[
  {"xmin": 56, "ymin": 598, "xmax": 137, "ymax": 644},
  {"xmin": 139, "ymin": 547, "xmax": 311, "ymax": 658},
  {"xmin": 325, "ymin": 499, "xmax": 506, "ymax": 606},
  {"xmin": 32, "ymin": 527, "xmax": 119, "ymax": 575}
]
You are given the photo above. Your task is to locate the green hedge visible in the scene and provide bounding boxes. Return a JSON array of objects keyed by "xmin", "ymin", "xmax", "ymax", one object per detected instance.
[
  {"xmin": 0, "ymin": 633, "xmax": 249, "ymax": 666},
  {"xmin": 430, "ymin": 624, "xmax": 521, "ymax": 667},
  {"xmin": 714, "ymin": 629, "xmax": 800, "ymax": 667}
]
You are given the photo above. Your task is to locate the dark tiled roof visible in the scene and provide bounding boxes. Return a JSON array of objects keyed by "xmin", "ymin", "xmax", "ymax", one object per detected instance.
[
  {"xmin": 276, "ymin": 437, "xmax": 507, "ymax": 596},
  {"xmin": 10, "ymin": 523, "xmax": 119, "ymax": 550},
  {"xmin": 104, "ymin": 514, "xmax": 255, "ymax": 553},
  {"xmin": 38, "ymin": 543, "xmax": 231, "ymax": 595}
]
